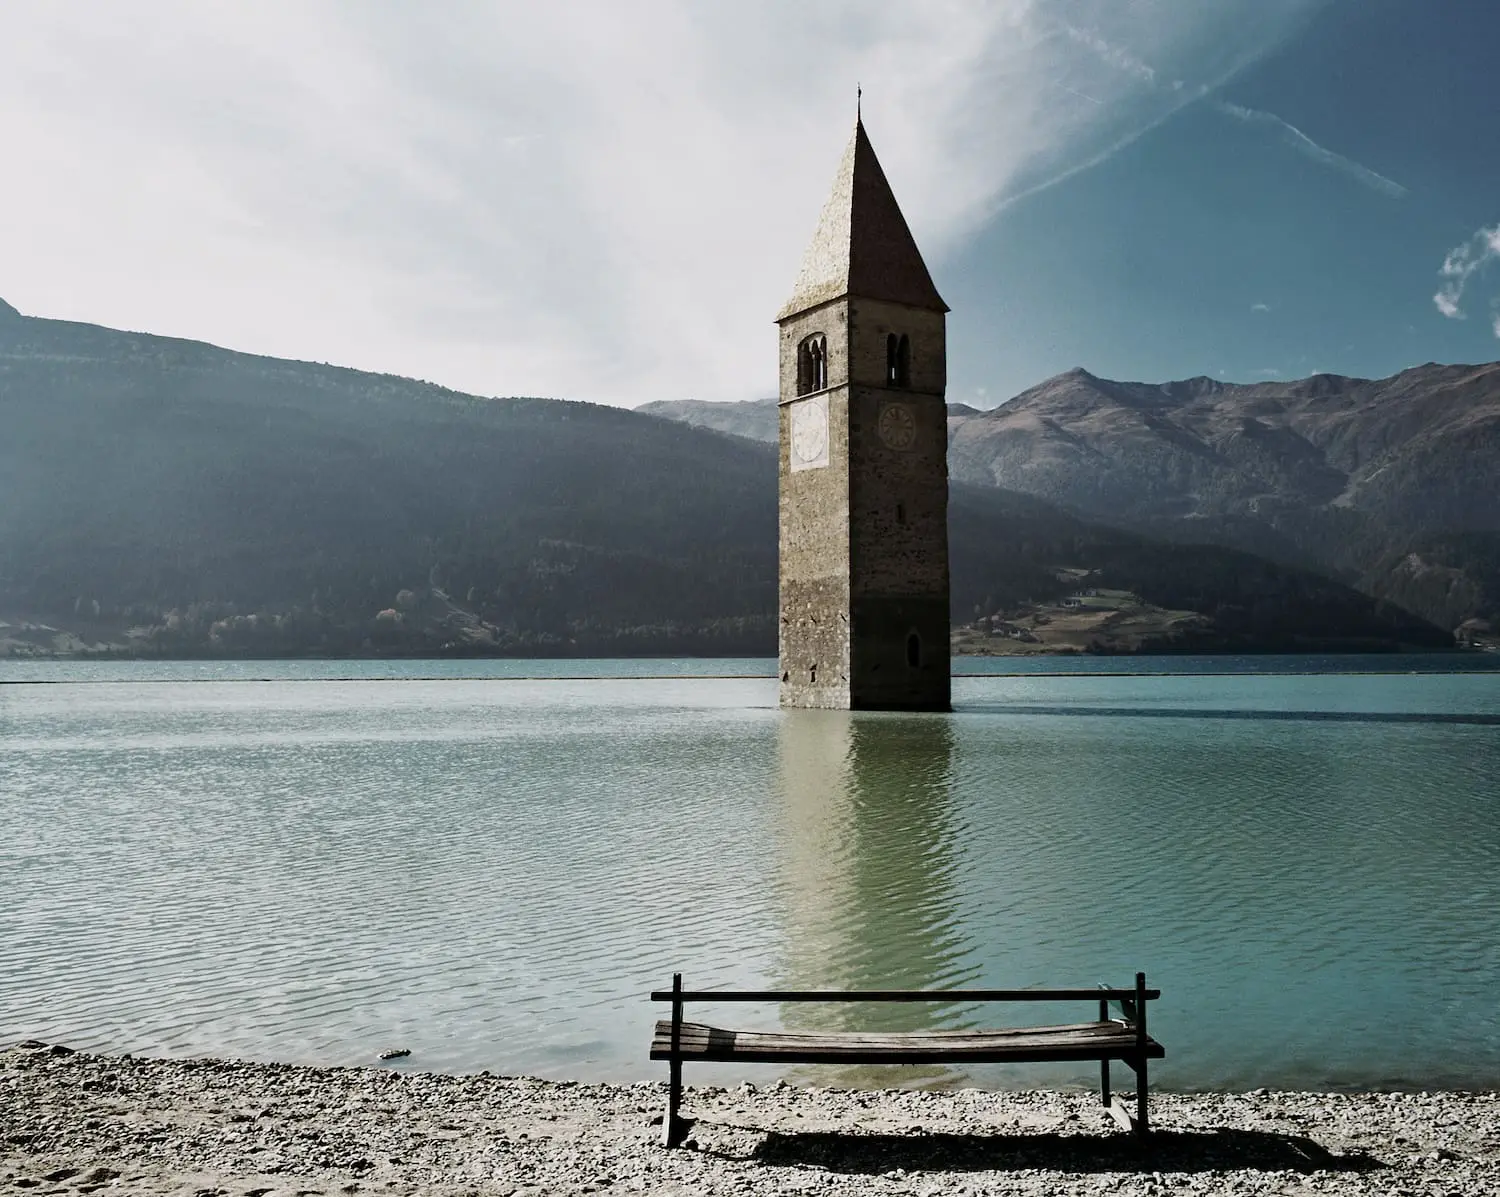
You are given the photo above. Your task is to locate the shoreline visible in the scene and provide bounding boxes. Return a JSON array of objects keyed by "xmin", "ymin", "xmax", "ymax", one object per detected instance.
[
  {"xmin": 3, "ymin": 646, "xmax": 1494, "ymax": 664},
  {"xmin": 4, "ymin": 1043, "xmax": 1497, "ymax": 1196}
]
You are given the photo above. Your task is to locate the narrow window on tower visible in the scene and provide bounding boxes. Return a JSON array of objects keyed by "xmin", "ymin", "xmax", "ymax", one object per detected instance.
[
  {"xmin": 798, "ymin": 333, "xmax": 828, "ymax": 395},
  {"xmin": 896, "ymin": 334, "xmax": 911, "ymax": 387},
  {"xmin": 886, "ymin": 333, "xmax": 899, "ymax": 385},
  {"xmin": 896, "ymin": 502, "xmax": 906, "ymax": 525}
]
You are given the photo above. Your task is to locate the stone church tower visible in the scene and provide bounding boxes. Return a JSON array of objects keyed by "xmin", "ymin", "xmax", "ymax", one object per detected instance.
[{"xmin": 777, "ymin": 119, "xmax": 951, "ymax": 711}]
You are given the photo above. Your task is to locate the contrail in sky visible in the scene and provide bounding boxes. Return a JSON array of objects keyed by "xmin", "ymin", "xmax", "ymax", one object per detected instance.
[
  {"xmin": 1055, "ymin": 81, "xmax": 1104, "ymax": 106},
  {"xmin": 1213, "ymin": 101, "xmax": 1408, "ymax": 199}
]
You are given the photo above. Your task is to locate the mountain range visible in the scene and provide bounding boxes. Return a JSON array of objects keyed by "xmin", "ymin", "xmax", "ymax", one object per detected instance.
[
  {"xmin": 0, "ymin": 298, "xmax": 1479, "ymax": 657},
  {"xmin": 646, "ymin": 365, "xmax": 1500, "ymax": 642}
]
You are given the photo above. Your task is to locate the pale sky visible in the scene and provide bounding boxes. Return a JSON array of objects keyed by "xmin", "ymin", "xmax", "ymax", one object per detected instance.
[{"xmin": 3, "ymin": 1, "xmax": 1497, "ymax": 406}]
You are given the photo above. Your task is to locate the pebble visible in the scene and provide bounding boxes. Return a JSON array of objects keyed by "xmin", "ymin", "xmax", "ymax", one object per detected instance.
[{"xmin": 1, "ymin": 1042, "xmax": 1497, "ymax": 1196}]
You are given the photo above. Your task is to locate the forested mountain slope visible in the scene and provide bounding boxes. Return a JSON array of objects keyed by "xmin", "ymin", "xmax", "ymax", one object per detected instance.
[
  {"xmin": 947, "ymin": 365, "xmax": 1500, "ymax": 632},
  {"xmin": 648, "ymin": 362, "xmax": 1500, "ymax": 635},
  {"xmin": 0, "ymin": 301, "xmax": 1450, "ymax": 656},
  {"xmin": 0, "ymin": 302, "xmax": 777, "ymax": 654}
]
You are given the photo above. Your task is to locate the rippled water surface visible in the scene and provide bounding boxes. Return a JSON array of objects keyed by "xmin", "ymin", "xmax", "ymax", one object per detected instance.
[{"xmin": 3, "ymin": 656, "xmax": 1498, "ymax": 1091}]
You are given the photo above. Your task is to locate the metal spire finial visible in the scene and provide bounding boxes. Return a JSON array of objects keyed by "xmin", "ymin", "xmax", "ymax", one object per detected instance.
[{"xmin": 857, "ymin": 83, "xmax": 862, "ymax": 121}]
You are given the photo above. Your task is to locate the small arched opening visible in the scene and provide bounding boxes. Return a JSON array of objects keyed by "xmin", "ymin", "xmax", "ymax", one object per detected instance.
[{"xmin": 798, "ymin": 333, "xmax": 828, "ymax": 395}]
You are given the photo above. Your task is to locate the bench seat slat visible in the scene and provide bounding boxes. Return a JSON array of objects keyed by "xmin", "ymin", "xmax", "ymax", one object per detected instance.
[
  {"xmin": 655, "ymin": 1019, "xmax": 1118, "ymax": 1047},
  {"xmin": 650, "ymin": 1020, "xmax": 1165, "ymax": 1065}
]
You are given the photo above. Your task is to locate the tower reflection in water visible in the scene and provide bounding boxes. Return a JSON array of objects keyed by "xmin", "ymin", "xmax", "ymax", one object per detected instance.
[{"xmin": 773, "ymin": 710, "xmax": 975, "ymax": 1085}]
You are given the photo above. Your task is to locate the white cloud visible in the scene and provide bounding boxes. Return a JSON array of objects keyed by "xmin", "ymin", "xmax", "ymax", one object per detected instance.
[
  {"xmin": 1063, "ymin": 24, "xmax": 1157, "ymax": 85},
  {"xmin": 1212, "ymin": 101, "xmax": 1408, "ymax": 199},
  {"xmin": 0, "ymin": 1, "xmax": 1322, "ymax": 404},
  {"xmin": 1433, "ymin": 224, "xmax": 1500, "ymax": 331},
  {"xmin": 1434, "ymin": 291, "xmax": 1463, "ymax": 319},
  {"xmin": 1251, "ymin": 302, "xmax": 1271, "ymax": 312}
]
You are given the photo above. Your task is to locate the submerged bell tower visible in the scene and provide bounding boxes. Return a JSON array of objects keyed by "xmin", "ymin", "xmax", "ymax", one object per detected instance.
[{"xmin": 777, "ymin": 119, "xmax": 951, "ymax": 711}]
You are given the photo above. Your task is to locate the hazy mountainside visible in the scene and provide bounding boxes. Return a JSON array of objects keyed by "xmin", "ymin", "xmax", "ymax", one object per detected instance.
[
  {"xmin": 949, "ymin": 363, "xmax": 1500, "ymax": 537},
  {"xmin": 635, "ymin": 397, "xmax": 778, "ymax": 443},
  {"xmin": 0, "ymin": 302, "xmax": 778, "ymax": 655},
  {"xmin": 1361, "ymin": 531, "xmax": 1500, "ymax": 641},
  {"xmin": 0, "ymin": 301, "xmax": 1450, "ymax": 656},
  {"xmin": 635, "ymin": 397, "xmax": 984, "ymax": 446},
  {"xmin": 946, "ymin": 365, "xmax": 1500, "ymax": 630},
  {"xmin": 947, "ymin": 484, "xmax": 1445, "ymax": 652},
  {"xmin": 646, "ymin": 363, "xmax": 1500, "ymax": 633}
]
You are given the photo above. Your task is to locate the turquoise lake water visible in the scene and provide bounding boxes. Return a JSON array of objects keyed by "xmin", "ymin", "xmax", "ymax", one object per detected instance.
[{"xmin": 2, "ymin": 655, "xmax": 1498, "ymax": 1091}]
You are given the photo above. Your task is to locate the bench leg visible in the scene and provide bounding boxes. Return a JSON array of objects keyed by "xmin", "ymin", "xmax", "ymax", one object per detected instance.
[
  {"xmin": 1136, "ymin": 1054, "xmax": 1149, "ymax": 1139},
  {"xmin": 1106, "ymin": 1056, "xmax": 1150, "ymax": 1139},
  {"xmin": 662, "ymin": 1056, "xmax": 685, "ymax": 1148},
  {"xmin": 1100, "ymin": 1058, "xmax": 1111, "ymax": 1108}
]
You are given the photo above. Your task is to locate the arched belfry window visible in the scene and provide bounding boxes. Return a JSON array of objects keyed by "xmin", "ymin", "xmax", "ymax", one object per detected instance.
[
  {"xmin": 797, "ymin": 333, "xmax": 828, "ymax": 395},
  {"xmin": 886, "ymin": 333, "xmax": 911, "ymax": 387}
]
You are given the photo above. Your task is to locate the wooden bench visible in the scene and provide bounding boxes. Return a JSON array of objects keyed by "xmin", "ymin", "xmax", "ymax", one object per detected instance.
[{"xmin": 649, "ymin": 972, "xmax": 1163, "ymax": 1148}]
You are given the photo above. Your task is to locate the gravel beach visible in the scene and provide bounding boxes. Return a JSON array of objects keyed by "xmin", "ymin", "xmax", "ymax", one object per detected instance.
[{"xmin": 3, "ymin": 1041, "xmax": 1497, "ymax": 1196}]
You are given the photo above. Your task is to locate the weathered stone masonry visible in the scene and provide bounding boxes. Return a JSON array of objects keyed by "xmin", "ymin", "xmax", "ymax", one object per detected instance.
[{"xmin": 777, "ymin": 120, "xmax": 951, "ymax": 711}]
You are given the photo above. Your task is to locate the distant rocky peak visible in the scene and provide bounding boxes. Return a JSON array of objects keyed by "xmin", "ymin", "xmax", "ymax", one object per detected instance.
[
  {"xmin": 1153, "ymin": 375, "xmax": 1224, "ymax": 403},
  {"xmin": 0, "ymin": 297, "xmax": 21, "ymax": 320}
]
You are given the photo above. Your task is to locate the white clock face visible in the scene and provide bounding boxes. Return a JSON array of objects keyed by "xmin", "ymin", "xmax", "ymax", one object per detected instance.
[
  {"xmin": 877, "ymin": 402, "xmax": 916, "ymax": 450},
  {"xmin": 790, "ymin": 395, "xmax": 829, "ymax": 471}
]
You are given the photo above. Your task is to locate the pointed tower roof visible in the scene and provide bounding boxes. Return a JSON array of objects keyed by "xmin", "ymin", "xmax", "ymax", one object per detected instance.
[{"xmin": 777, "ymin": 119, "xmax": 948, "ymax": 321}]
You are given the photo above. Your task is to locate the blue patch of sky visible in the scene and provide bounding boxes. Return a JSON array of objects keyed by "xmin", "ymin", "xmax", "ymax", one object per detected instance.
[{"xmin": 943, "ymin": 0, "xmax": 1500, "ymax": 405}]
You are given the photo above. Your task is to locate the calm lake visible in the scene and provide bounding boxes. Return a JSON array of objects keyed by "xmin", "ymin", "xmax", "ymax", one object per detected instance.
[{"xmin": 3, "ymin": 655, "xmax": 1498, "ymax": 1092}]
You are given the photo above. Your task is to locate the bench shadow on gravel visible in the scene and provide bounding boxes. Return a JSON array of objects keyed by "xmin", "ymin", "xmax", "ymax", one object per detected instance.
[{"xmin": 748, "ymin": 1128, "xmax": 1386, "ymax": 1175}]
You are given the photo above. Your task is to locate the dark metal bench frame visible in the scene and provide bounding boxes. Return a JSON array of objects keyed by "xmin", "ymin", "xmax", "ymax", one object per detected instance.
[{"xmin": 650, "ymin": 972, "xmax": 1161, "ymax": 1148}]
